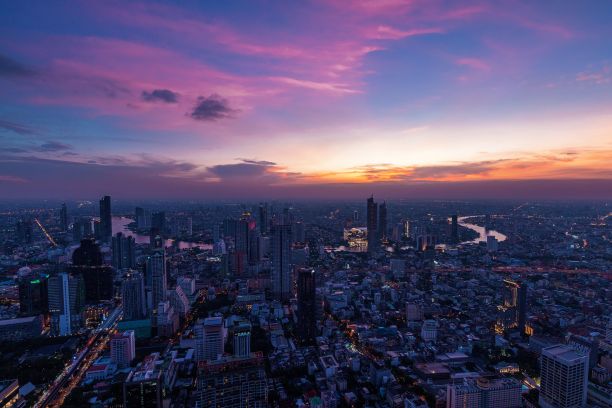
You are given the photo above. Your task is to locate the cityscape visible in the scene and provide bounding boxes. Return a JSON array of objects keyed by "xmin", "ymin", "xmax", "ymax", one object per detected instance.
[{"xmin": 0, "ymin": 1, "xmax": 611, "ymax": 408}]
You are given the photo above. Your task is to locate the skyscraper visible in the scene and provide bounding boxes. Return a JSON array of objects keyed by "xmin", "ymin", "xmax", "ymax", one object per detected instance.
[
  {"xmin": 195, "ymin": 316, "xmax": 226, "ymax": 362},
  {"xmin": 60, "ymin": 203, "xmax": 69, "ymax": 232},
  {"xmin": 502, "ymin": 280, "xmax": 527, "ymax": 335},
  {"xmin": 297, "ymin": 268, "xmax": 316, "ymax": 344},
  {"xmin": 451, "ymin": 214, "xmax": 458, "ymax": 242},
  {"xmin": 378, "ymin": 201, "xmax": 387, "ymax": 240},
  {"xmin": 539, "ymin": 345, "xmax": 588, "ymax": 408},
  {"xmin": 233, "ymin": 322, "xmax": 251, "ymax": 357},
  {"xmin": 48, "ymin": 272, "xmax": 85, "ymax": 335},
  {"xmin": 110, "ymin": 330, "xmax": 136, "ymax": 368},
  {"xmin": 151, "ymin": 211, "xmax": 166, "ymax": 237},
  {"xmin": 258, "ymin": 203, "xmax": 269, "ymax": 235},
  {"xmin": 112, "ymin": 232, "xmax": 136, "ymax": 270},
  {"xmin": 366, "ymin": 195, "xmax": 378, "ymax": 253},
  {"xmin": 18, "ymin": 272, "xmax": 49, "ymax": 316},
  {"xmin": 99, "ymin": 195, "xmax": 112, "ymax": 243},
  {"xmin": 271, "ymin": 223, "xmax": 292, "ymax": 301},
  {"xmin": 71, "ymin": 238, "xmax": 113, "ymax": 302},
  {"xmin": 122, "ymin": 271, "xmax": 147, "ymax": 321},
  {"xmin": 149, "ymin": 250, "xmax": 167, "ymax": 309}
]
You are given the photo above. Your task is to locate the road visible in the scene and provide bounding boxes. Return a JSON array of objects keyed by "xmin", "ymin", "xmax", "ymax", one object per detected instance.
[{"xmin": 34, "ymin": 306, "xmax": 123, "ymax": 408}]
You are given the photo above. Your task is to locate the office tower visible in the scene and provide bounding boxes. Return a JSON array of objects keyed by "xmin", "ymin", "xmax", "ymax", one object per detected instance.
[
  {"xmin": 60, "ymin": 203, "xmax": 69, "ymax": 232},
  {"xmin": 122, "ymin": 271, "xmax": 147, "ymax": 321},
  {"xmin": 366, "ymin": 195, "xmax": 378, "ymax": 253},
  {"xmin": 234, "ymin": 215, "xmax": 251, "ymax": 265},
  {"xmin": 233, "ymin": 322, "xmax": 252, "ymax": 357},
  {"xmin": 539, "ymin": 345, "xmax": 588, "ymax": 408},
  {"xmin": 155, "ymin": 301, "xmax": 178, "ymax": 337},
  {"xmin": 297, "ymin": 268, "xmax": 317, "ymax": 344},
  {"xmin": 48, "ymin": 273, "xmax": 85, "ymax": 335},
  {"xmin": 292, "ymin": 221, "xmax": 305, "ymax": 244},
  {"xmin": 99, "ymin": 195, "xmax": 112, "ymax": 243},
  {"xmin": 16, "ymin": 219, "xmax": 33, "ymax": 244},
  {"xmin": 71, "ymin": 238, "xmax": 113, "ymax": 302},
  {"xmin": 110, "ymin": 330, "xmax": 136, "ymax": 368},
  {"xmin": 378, "ymin": 201, "xmax": 387, "ymax": 240},
  {"xmin": 353, "ymin": 210, "xmax": 359, "ymax": 222},
  {"xmin": 72, "ymin": 217, "xmax": 92, "ymax": 242},
  {"xmin": 258, "ymin": 203, "xmax": 269, "ymax": 235},
  {"xmin": 451, "ymin": 214, "xmax": 458, "ymax": 242},
  {"xmin": 421, "ymin": 319, "xmax": 438, "ymax": 342},
  {"xmin": 222, "ymin": 218, "xmax": 237, "ymax": 239},
  {"xmin": 195, "ymin": 316, "xmax": 226, "ymax": 362},
  {"xmin": 446, "ymin": 377, "xmax": 522, "ymax": 408},
  {"xmin": 149, "ymin": 250, "xmax": 167, "ymax": 308},
  {"xmin": 270, "ymin": 223, "xmax": 292, "ymax": 301},
  {"xmin": 135, "ymin": 207, "xmax": 150, "ymax": 229},
  {"xmin": 502, "ymin": 280, "xmax": 527, "ymax": 335},
  {"xmin": 112, "ymin": 232, "xmax": 136, "ymax": 270},
  {"xmin": 18, "ymin": 272, "xmax": 49, "ymax": 316},
  {"xmin": 196, "ymin": 352, "xmax": 267, "ymax": 408},
  {"xmin": 124, "ymin": 354, "xmax": 164, "ymax": 408},
  {"xmin": 151, "ymin": 211, "xmax": 166, "ymax": 236},
  {"xmin": 177, "ymin": 277, "xmax": 196, "ymax": 299},
  {"xmin": 248, "ymin": 228, "xmax": 261, "ymax": 264},
  {"xmin": 169, "ymin": 285, "xmax": 190, "ymax": 320}
]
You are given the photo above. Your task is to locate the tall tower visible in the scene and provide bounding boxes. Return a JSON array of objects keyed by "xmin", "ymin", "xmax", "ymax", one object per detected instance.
[
  {"xmin": 258, "ymin": 203, "xmax": 269, "ymax": 235},
  {"xmin": 71, "ymin": 238, "xmax": 113, "ymax": 302},
  {"xmin": 297, "ymin": 268, "xmax": 316, "ymax": 344},
  {"xmin": 539, "ymin": 345, "xmax": 588, "ymax": 408},
  {"xmin": 149, "ymin": 250, "xmax": 167, "ymax": 309},
  {"xmin": 60, "ymin": 203, "xmax": 69, "ymax": 232},
  {"xmin": 99, "ymin": 195, "xmax": 112, "ymax": 243},
  {"xmin": 48, "ymin": 273, "xmax": 85, "ymax": 336},
  {"xmin": 378, "ymin": 201, "xmax": 387, "ymax": 241},
  {"xmin": 233, "ymin": 322, "xmax": 252, "ymax": 357},
  {"xmin": 451, "ymin": 214, "xmax": 458, "ymax": 242},
  {"xmin": 112, "ymin": 232, "xmax": 136, "ymax": 270},
  {"xmin": 195, "ymin": 317, "xmax": 226, "ymax": 362},
  {"xmin": 271, "ymin": 223, "xmax": 292, "ymax": 301},
  {"xmin": 122, "ymin": 271, "xmax": 147, "ymax": 321},
  {"xmin": 366, "ymin": 195, "xmax": 378, "ymax": 253}
]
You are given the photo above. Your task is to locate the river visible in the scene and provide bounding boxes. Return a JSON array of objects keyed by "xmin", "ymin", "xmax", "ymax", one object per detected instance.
[
  {"xmin": 458, "ymin": 216, "xmax": 507, "ymax": 244},
  {"xmin": 111, "ymin": 216, "xmax": 211, "ymax": 250}
]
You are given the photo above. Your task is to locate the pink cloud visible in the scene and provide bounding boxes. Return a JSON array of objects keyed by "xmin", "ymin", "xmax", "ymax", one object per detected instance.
[{"xmin": 455, "ymin": 57, "xmax": 491, "ymax": 71}]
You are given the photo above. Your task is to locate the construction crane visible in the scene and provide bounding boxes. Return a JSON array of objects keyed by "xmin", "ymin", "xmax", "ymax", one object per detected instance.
[{"xmin": 34, "ymin": 218, "xmax": 58, "ymax": 247}]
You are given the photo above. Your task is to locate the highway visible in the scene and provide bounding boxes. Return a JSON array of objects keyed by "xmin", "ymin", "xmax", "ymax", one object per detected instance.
[{"xmin": 34, "ymin": 306, "xmax": 123, "ymax": 408}]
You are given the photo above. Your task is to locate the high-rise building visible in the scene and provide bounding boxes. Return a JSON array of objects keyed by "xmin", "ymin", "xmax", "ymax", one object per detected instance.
[
  {"xmin": 502, "ymin": 280, "xmax": 527, "ymax": 335},
  {"xmin": 421, "ymin": 319, "xmax": 438, "ymax": 342},
  {"xmin": 297, "ymin": 268, "xmax": 316, "ymax": 344},
  {"xmin": 292, "ymin": 221, "xmax": 306, "ymax": 244},
  {"xmin": 378, "ymin": 201, "xmax": 387, "ymax": 240},
  {"xmin": 48, "ymin": 272, "xmax": 85, "ymax": 335},
  {"xmin": 148, "ymin": 250, "xmax": 167, "ymax": 309},
  {"xmin": 539, "ymin": 345, "xmax": 588, "ymax": 408},
  {"xmin": 169, "ymin": 285, "xmax": 190, "ymax": 320},
  {"xmin": 196, "ymin": 352, "xmax": 267, "ymax": 408},
  {"xmin": 233, "ymin": 322, "xmax": 251, "ymax": 357},
  {"xmin": 16, "ymin": 219, "xmax": 33, "ymax": 244},
  {"xmin": 195, "ymin": 316, "xmax": 226, "ymax": 362},
  {"xmin": 271, "ymin": 223, "xmax": 292, "ymax": 301},
  {"xmin": 110, "ymin": 330, "xmax": 136, "ymax": 368},
  {"xmin": 135, "ymin": 207, "xmax": 151, "ymax": 229},
  {"xmin": 71, "ymin": 238, "xmax": 113, "ymax": 302},
  {"xmin": 451, "ymin": 214, "xmax": 459, "ymax": 242},
  {"xmin": 366, "ymin": 195, "xmax": 378, "ymax": 253},
  {"xmin": 72, "ymin": 217, "xmax": 92, "ymax": 242},
  {"xmin": 151, "ymin": 211, "xmax": 166, "ymax": 237},
  {"xmin": 18, "ymin": 272, "xmax": 49, "ymax": 316},
  {"xmin": 446, "ymin": 377, "xmax": 522, "ymax": 408},
  {"xmin": 122, "ymin": 271, "xmax": 147, "ymax": 321},
  {"xmin": 99, "ymin": 195, "xmax": 112, "ymax": 243},
  {"xmin": 124, "ymin": 353, "xmax": 164, "ymax": 408},
  {"xmin": 60, "ymin": 203, "xmax": 69, "ymax": 232},
  {"xmin": 258, "ymin": 203, "xmax": 269, "ymax": 235},
  {"xmin": 112, "ymin": 232, "xmax": 136, "ymax": 270}
]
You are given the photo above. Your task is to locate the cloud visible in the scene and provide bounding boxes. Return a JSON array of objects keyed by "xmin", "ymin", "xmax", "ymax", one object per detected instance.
[
  {"xmin": 0, "ymin": 119, "xmax": 36, "ymax": 135},
  {"xmin": 190, "ymin": 94, "xmax": 236, "ymax": 121},
  {"xmin": 37, "ymin": 141, "xmax": 73, "ymax": 152},
  {"xmin": 0, "ymin": 175, "xmax": 28, "ymax": 183},
  {"xmin": 206, "ymin": 159, "xmax": 275, "ymax": 178},
  {"xmin": 0, "ymin": 54, "xmax": 35, "ymax": 77},
  {"xmin": 141, "ymin": 89, "xmax": 179, "ymax": 103},
  {"xmin": 410, "ymin": 161, "xmax": 504, "ymax": 179}
]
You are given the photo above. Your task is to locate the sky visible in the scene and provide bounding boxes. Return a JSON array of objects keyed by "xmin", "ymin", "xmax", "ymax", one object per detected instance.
[{"xmin": 0, "ymin": 0, "xmax": 611, "ymax": 199}]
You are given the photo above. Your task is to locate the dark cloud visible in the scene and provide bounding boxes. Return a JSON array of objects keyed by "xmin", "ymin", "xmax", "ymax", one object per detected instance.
[
  {"xmin": 0, "ymin": 54, "xmax": 35, "ymax": 77},
  {"xmin": 142, "ymin": 89, "xmax": 179, "ymax": 103},
  {"xmin": 0, "ymin": 119, "xmax": 36, "ymax": 135},
  {"xmin": 206, "ymin": 159, "xmax": 275, "ymax": 179},
  {"xmin": 190, "ymin": 94, "xmax": 236, "ymax": 121},
  {"xmin": 410, "ymin": 160, "xmax": 506, "ymax": 179},
  {"xmin": 37, "ymin": 141, "xmax": 73, "ymax": 152}
]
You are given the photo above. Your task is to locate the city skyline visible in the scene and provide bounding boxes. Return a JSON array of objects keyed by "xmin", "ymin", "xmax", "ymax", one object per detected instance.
[{"xmin": 1, "ymin": 1, "xmax": 611, "ymax": 199}]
